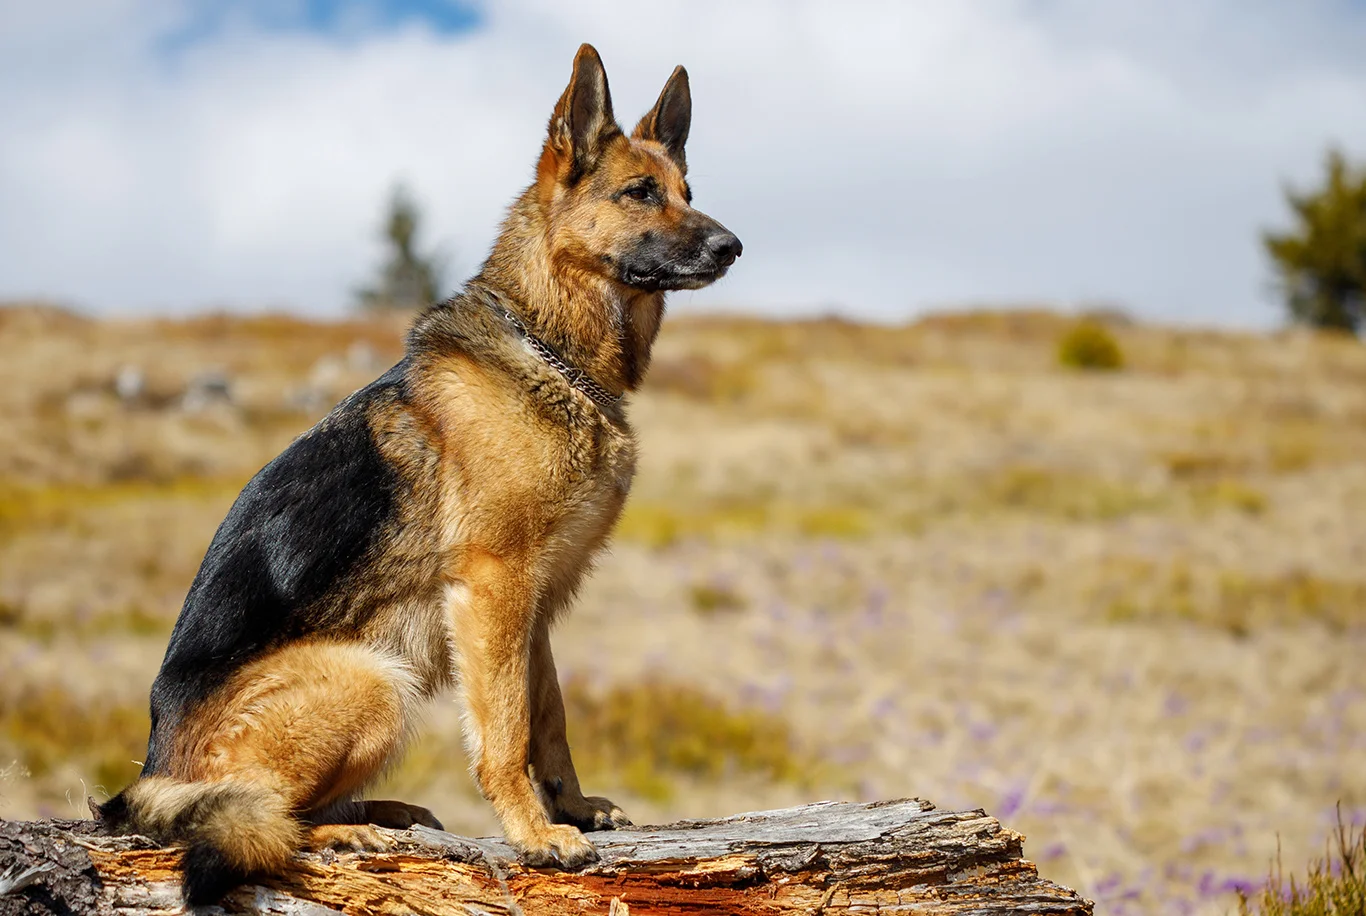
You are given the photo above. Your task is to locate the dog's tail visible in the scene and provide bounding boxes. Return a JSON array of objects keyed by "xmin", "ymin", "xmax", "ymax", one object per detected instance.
[{"xmin": 93, "ymin": 776, "xmax": 301, "ymax": 905}]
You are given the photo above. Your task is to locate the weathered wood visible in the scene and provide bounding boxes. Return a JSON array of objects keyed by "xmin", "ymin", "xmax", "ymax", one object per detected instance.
[{"xmin": 0, "ymin": 798, "xmax": 1092, "ymax": 914}]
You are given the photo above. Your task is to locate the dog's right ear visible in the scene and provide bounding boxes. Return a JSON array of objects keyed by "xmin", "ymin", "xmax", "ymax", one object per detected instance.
[
  {"xmin": 633, "ymin": 65, "xmax": 691, "ymax": 173},
  {"xmin": 545, "ymin": 43, "xmax": 620, "ymax": 184}
]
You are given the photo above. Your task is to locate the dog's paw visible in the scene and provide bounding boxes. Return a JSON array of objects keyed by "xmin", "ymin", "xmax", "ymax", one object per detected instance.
[
  {"xmin": 515, "ymin": 823, "xmax": 599, "ymax": 869},
  {"xmin": 306, "ymin": 824, "xmax": 395, "ymax": 853},
  {"xmin": 364, "ymin": 800, "xmax": 444, "ymax": 831},
  {"xmin": 554, "ymin": 794, "xmax": 632, "ymax": 832},
  {"xmin": 401, "ymin": 804, "xmax": 444, "ymax": 831}
]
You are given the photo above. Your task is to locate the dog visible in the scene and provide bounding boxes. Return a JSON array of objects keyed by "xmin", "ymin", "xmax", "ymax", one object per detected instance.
[{"xmin": 92, "ymin": 42, "xmax": 740, "ymax": 905}]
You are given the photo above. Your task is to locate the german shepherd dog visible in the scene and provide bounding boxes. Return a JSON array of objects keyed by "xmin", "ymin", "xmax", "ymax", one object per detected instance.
[{"xmin": 93, "ymin": 43, "xmax": 740, "ymax": 905}]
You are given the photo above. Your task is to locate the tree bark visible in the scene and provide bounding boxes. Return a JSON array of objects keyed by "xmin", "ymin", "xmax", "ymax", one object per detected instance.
[{"xmin": 1, "ymin": 798, "xmax": 1092, "ymax": 915}]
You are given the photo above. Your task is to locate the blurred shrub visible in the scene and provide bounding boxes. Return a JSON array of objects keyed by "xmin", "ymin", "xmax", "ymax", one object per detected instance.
[
  {"xmin": 0, "ymin": 686, "xmax": 147, "ymax": 793},
  {"xmin": 383, "ymin": 677, "xmax": 821, "ymax": 805},
  {"xmin": 1217, "ymin": 571, "xmax": 1366, "ymax": 633},
  {"xmin": 1101, "ymin": 562, "xmax": 1366, "ymax": 635},
  {"xmin": 646, "ymin": 355, "xmax": 758, "ymax": 402},
  {"xmin": 1268, "ymin": 424, "xmax": 1324, "ymax": 473},
  {"xmin": 1161, "ymin": 449, "xmax": 1249, "ymax": 480},
  {"xmin": 564, "ymin": 678, "xmax": 812, "ymax": 801},
  {"xmin": 0, "ymin": 477, "xmax": 239, "ymax": 535},
  {"xmin": 1057, "ymin": 319, "xmax": 1124, "ymax": 371},
  {"xmin": 616, "ymin": 499, "xmax": 873, "ymax": 548},
  {"xmin": 796, "ymin": 506, "xmax": 871, "ymax": 538},
  {"xmin": 982, "ymin": 466, "xmax": 1156, "ymax": 519},
  {"xmin": 1264, "ymin": 148, "xmax": 1366, "ymax": 334},
  {"xmin": 1192, "ymin": 479, "xmax": 1268, "ymax": 516},
  {"xmin": 1238, "ymin": 808, "xmax": 1365, "ymax": 916},
  {"xmin": 13, "ymin": 604, "xmax": 173, "ymax": 644},
  {"xmin": 616, "ymin": 501, "xmax": 766, "ymax": 549},
  {"xmin": 688, "ymin": 583, "xmax": 746, "ymax": 616}
]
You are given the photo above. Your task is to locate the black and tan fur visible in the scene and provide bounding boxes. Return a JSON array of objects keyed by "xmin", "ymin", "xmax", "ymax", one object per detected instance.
[{"xmin": 93, "ymin": 43, "xmax": 741, "ymax": 905}]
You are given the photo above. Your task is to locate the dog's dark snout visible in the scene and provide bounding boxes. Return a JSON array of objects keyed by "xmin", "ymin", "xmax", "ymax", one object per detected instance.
[{"xmin": 707, "ymin": 231, "xmax": 743, "ymax": 268}]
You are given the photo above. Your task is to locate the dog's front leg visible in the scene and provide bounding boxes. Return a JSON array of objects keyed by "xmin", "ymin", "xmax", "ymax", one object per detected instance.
[
  {"xmin": 528, "ymin": 616, "xmax": 630, "ymax": 831},
  {"xmin": 450, "ymin": 548, "xmax": 598, "ymax": 868}
]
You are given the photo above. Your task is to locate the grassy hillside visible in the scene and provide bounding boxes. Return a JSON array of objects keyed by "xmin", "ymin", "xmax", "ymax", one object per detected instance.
[{"xmin": 1, "ymin": 302, "xmax": 1364, "ymax": 915}]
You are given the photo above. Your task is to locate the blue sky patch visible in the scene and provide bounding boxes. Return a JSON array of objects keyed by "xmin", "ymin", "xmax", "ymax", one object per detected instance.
[{"xmin": 158, "ymin": 0, "xmax": 482, "ymax": 54}]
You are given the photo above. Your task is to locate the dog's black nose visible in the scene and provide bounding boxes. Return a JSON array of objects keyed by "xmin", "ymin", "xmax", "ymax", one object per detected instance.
[{"xmin": 707, "ymin": 232, "xmax": 743, "ymax": 268}]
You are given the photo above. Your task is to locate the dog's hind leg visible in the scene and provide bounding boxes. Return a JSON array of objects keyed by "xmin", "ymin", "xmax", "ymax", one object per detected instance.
[
  {"xmin": 108, "ymin": 640, "xmax": 422, "ymax": 902},
  {"xmin": 179, "ymin": 640, "xmax": 421, "ymax": 854}
]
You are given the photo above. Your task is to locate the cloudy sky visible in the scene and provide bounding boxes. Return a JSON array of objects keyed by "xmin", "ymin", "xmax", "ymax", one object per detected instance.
[{"xmin": 3, "ymin": 0, "xmax": 1366, "ymax": 326}]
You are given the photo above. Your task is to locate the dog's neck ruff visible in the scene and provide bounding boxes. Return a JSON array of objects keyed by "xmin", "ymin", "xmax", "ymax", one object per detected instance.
[{"xmin": 501, "ymin": 308, "xmax": 623, "ymax": 409}]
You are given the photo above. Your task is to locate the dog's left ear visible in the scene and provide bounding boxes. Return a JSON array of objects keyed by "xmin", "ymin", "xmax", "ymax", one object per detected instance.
[
  {"xmin": 548, "ymin": 43, "xmax": 619, "ymax": 183},
  {"xmin": 633, "ymin": 65, "xmax": 691, "ymax": 173}
]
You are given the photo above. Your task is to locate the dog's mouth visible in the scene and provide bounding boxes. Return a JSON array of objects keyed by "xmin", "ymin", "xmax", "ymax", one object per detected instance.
[{"xmin": 620, "ymin": 264, "xmax": 732, "ymax": 292}]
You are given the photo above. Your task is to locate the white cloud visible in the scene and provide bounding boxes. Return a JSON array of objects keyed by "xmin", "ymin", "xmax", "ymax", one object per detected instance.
[{"xmin": 2, "ymin": 0, "xmax": 1366, "ymax": 325}]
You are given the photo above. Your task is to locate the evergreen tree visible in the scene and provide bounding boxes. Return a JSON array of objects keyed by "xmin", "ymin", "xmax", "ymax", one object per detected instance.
[
  {"xmin": 356, "ymin": 185, "xmax": 445, "ymax": 312},
  {"xmin": 1263, "ymin": 149, "xmax": 1366, "ymax": 333}
]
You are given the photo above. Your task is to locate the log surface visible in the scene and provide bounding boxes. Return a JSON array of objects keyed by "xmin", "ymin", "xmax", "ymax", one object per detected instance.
[{"xmin": 0, "ymin": 798, "xmax": 1093, "ymax": 914}]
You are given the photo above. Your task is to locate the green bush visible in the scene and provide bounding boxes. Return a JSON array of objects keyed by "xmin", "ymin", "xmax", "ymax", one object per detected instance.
[
  {"xmin": 1238, "ymin": 809, "xmax": 1366, "ymax": 916},
  {"xmin": 1264, "ymin": 149, "xmax": 1366, "ymax": 334},
  {"xmin": 1057, "ymin": 319, "xmax": 1124, "ymax": 371}
]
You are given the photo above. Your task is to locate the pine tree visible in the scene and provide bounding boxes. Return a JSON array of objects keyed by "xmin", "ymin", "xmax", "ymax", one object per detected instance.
[
  {"xmin": 1263, "ymin": 149, "xmax": 1366, "ymax": 333},
  {"xmin": 356, "ymin": 185, "xmax": 445, "ymax": 312}
]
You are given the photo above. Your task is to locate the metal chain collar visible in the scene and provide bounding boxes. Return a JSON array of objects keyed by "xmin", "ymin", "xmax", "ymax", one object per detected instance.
[{"xmin": 502, "ymin": 309, "xmax": 623, "ymax": 409}]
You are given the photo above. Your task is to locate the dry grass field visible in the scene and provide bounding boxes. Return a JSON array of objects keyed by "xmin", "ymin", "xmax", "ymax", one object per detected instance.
[{"xmin": 2, "ymin": 302, "xmax": 1365, "ymax": 914}]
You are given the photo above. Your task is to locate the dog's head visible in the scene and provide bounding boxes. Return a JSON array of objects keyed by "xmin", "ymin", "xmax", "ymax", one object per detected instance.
[{"xmin": 535, "ymin": 44, "xmax": 741, "ymax": 294}]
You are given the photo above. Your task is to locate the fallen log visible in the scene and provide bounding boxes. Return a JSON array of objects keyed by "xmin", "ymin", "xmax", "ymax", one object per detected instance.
[{"xmin": 1, "ymin": 798, "xmax": 1092, "ymax": 914}]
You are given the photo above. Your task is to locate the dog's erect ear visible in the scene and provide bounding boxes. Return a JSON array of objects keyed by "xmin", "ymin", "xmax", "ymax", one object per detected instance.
[
  {"xmin": 633, "ymin": 65, "xmax": 691, "ymax": 173},
  {"xmin": 547, "ymin": 43, "xmax": 619, "ymax": 183}
]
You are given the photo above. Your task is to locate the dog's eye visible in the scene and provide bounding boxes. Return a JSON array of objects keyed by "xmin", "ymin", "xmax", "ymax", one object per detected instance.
[{"xmin": 624, "ymin": 186, "xmax": 651, "ymax": 202}]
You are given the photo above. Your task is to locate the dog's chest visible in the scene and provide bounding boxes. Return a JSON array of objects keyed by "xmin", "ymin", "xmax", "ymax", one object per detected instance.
[{"xmin": 552, "ymin": 410, "xmax": 636, "ymax": 540}]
